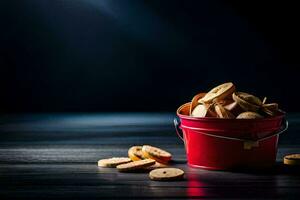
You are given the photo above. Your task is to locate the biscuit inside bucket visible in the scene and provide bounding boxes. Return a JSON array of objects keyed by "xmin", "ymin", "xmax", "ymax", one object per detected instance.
[{"xmin": 177, "ymin": 103, "xmax": 191, "ymax": 116}]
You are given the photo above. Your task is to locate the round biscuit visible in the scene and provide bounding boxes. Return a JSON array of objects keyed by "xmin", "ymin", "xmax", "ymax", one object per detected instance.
[
  {"xmin": 128, "ymin": 146, "xmax": 144, "ymax": 161},
  {"xmin": 284, "ymin": 154, "xmax": 300, "ymax": 166},
  {"xmin": 149, "ymin": 168, "xmax": 184, "ymax": 181},
  {"xmin": 98, "ymin": 157, "xmax": 132, "ymax": 168},
  {"xmin": 142, "ymin": 145, "xmax": 172, "ymax": 163},
  {"xmin": 117, "ymin": 159, "xmax": 155, "ymax": 172}
]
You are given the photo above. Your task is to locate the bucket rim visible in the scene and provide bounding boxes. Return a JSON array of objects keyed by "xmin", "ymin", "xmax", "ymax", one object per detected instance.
[{"xmin": 177, "ymin": 102, "xmax": 286, "ymax": 122}]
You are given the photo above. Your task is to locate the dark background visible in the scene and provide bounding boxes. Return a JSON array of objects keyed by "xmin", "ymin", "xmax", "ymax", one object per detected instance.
[{"xmin": 0, "ymin": 0, "xmax": 299, "ymax": 113}]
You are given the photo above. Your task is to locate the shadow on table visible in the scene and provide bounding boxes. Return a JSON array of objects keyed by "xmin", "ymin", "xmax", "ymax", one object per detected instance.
[
  {"xmin": 171, "ymin": 159, "xmax": 300, "ymax": 176},
  {"xmin": 170, "ymin": 159, "xmax": 187, "ymax": 164},
  {"xmin": 231, "ymin": 162, "xmax": 300, "ymax": 175}
]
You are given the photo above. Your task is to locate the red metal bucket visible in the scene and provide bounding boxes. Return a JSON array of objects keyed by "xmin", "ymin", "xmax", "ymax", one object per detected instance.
[{"xmin": 175, "ymin": 103, "xmax": 288, "ymax": 170}]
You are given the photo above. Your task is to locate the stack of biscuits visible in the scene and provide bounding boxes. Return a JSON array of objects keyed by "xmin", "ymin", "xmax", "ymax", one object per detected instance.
[
  {"xmin": 190, "ymin": 82, "xmax": 281, "ymax": 119},
  {"xmin": 98, "ymin": 145, "xmax": 184, "ymax": 181}
]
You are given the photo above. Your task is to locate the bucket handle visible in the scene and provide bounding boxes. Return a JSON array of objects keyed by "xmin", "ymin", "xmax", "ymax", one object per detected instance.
[
  {"xmin": 174, "ymin": 117, "xmax": 184, "ymax": 141},
  {"xmin": 174, "ymin": 117, "xmax": 288, "ymax": 149}
]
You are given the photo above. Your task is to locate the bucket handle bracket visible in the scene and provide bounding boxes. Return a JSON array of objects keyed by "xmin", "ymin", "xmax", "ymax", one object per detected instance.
[{"xmin": 174, "ymin": 117, "xmax": 184, "ymax": 141}]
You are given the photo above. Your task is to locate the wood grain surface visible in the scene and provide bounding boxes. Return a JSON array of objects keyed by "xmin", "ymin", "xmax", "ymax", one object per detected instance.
[{"xmin": 0, "ymin": 113, "xmax": 300, "ymax": 199}]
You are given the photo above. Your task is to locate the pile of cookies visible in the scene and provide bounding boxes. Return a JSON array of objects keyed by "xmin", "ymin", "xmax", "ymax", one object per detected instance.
[
  {"xmin": 190, "ymin": 82, "xmax": 281, "ymax": 119},
  {"xmin": 98, "ymin": 145, "xmax": 184, "ymax": 181}
]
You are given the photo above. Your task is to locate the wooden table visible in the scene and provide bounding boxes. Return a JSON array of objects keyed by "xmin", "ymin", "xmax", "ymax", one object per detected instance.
[{"xmin": 1, "ymin": 113, "xmax": 300, "ymax": 199}]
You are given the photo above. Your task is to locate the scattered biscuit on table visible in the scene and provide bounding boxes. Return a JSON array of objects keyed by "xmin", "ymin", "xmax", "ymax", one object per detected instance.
[
  {"xmin": 117, "ymin": 158, "xmax": 156, "ymax": 172},
  {"xmin": 98, "ymin": 157, "xmax": 132, "ymax": 168},
  {"xmin": 128, "ymin": 146, "xmax": 144, "ymax": 161},
  {"xmin": 149, "ymin": 168, "xmax": 184, "ymax": 181},
  {"xmin": 284, "ymin": 154, "xmax": 300, "ymax": 166},
  {"xmin": 142, "ymin": 145, "xmax": 172, "ymax": 164}
]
